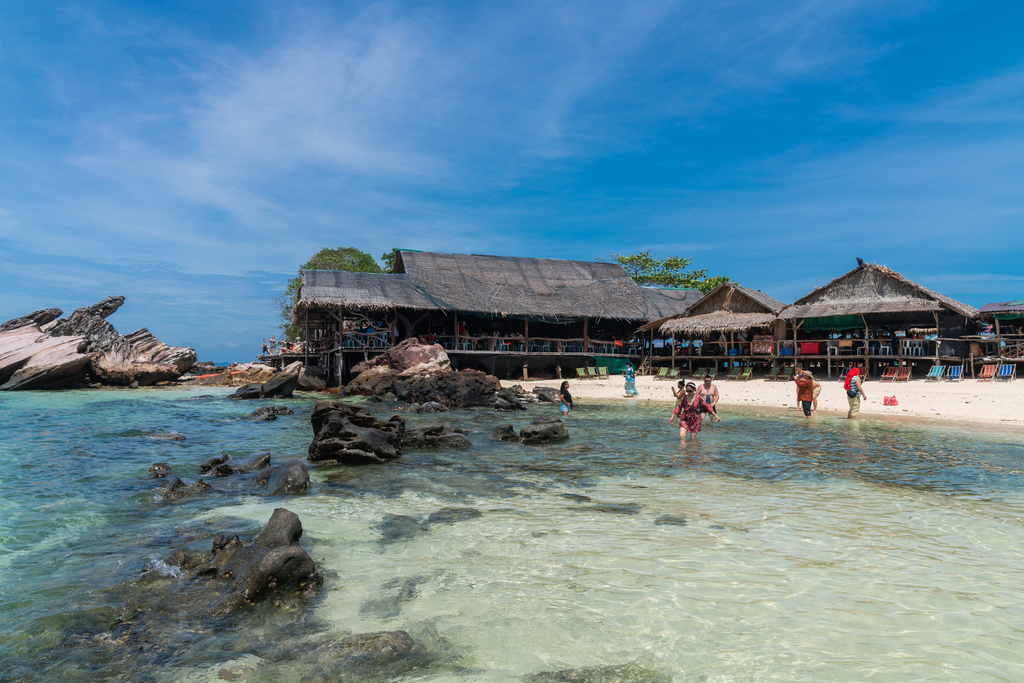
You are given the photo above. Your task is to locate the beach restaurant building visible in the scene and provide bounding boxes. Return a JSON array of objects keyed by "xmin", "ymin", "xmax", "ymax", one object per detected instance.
[
  {"xmin": 291, "ymin": 250, "xmax": 699, "ymax": 383},
  {"xmin": 644, "ymin": 263, "xmax": 980, "ymax": 379}
]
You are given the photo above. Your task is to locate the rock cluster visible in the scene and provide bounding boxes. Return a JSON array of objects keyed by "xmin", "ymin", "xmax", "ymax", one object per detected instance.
[
  {"xmin": 308, "ymin": 400, "xmax": 405, "ymax": 464},
  {"xmin": 491, "ymin": 417, "xmax": 570, "ymax": 445},
  {"xmin": 402, "ymin": 423, "xmax": 472, "ymax": 449},
  {"xmin": 231, "ymin": 361, "xmax": 303, "ymax": 399},
  {"xmin": 0, "ymin": 297, "xmax": 196, "ymax": 390}
]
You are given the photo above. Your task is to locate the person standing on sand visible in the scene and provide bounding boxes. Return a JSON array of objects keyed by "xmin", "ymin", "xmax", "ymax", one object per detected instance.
[
  {"xmin": 669, "ymin": 382, "xmax": 710, "ymax": 440},
  {"xmin": 793, "ymin": 368, "xmax": 815, "ymax": 417},
  {"xmin": 559, "ymin": 381, "xmax": 573, "ymax": 417},
  {"xmin": 845, "ymin": 367, "xmax": 866, "ymax": 419},
  {"xmin": 697, "ymin": 375, "xmax": 722, "ymax": 423},
  {"xmin": 624, "ymin": 365, "xmax": 639, "ymax": 397}
]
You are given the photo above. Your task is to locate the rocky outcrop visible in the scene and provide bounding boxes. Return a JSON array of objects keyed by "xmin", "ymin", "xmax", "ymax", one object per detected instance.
[
  {"xmin": 149, "ymin": 462, "xmax": 173, "ymax": 478},
  {"xmin": 0, "ymin": 297, "xmax": 196, "ymax": 390},
  {"xmin": 351, "ymin": 338, "xmax": 451, "ymax": 375},
  {"xmin": 345, "ymin": 366, "xmax": 401, "ymax": 396},
  {"xmin": 490, "ymin": 425, "xmax": 520, "ymax": 442},
  {"xmin": 401, "ymin": 423, "xmax": 471, "ymax": 450},
  {"xmin": 250, "ymin": 406, "xmax": 295, "ymax": 421},
  {"xmin": 308, "ymin": 401, "xmax": 405, "ymax": 464},
  {"xmin": 533, "ymin": 387, "xmax": 560, "ymax": 403},
  {"xmin": 298, "ymin": 366, "xmax": 327, "ymax": 391},
  {"xmin": 162, "ymin": 477, "xmax": 212, "ymax": 501},
  {"xmin": 231, "ymin": 361, "xmax": 303, "ymax": 399},
  {"xmin": 519, "ymin": 417, "xmax": 570, "ymax": 445},
  {"xmin": 391, "ymin": 369, "xmax": 500, "ymax": 408},
  {"xmin": 493, "ymin": 387, "xmax": 526, "ymax": 411},
  {"xmin": 191, "ymin": 508, "xmax": 322, "ymax": 615}
]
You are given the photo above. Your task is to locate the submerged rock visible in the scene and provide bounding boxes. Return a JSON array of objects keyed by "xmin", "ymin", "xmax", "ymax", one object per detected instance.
[
  {"xmin": 416, "ymin": 401, "xmax": 448, "ymax": 414},
  {"xmin": 426, "ymin": 507, "xmax": 482, "ymax": 525},
  {"xmin": 653, "ymin": 514, "xmax": 687, "ymax": 526},
  {"xmin": 519, "ymin": 417, "xmax": 570, "ymax": 445},
  {"xmin": 199, "ymin": 452, "xmax": 231, "ymax": 474},
  {"xmin": 149, "ymin": 462, "xmax": 172, "ymax": 478},
  {"xmin": 524, "ymin": 662, "xmax": 670, "ymax": 683},
  {"xmin": 402, "ymin": 423, "xmax": 471, "ymax": 450},
  {"xmin": 250, "ymin": 406, "xmax": 295, "ymax": 419},
  {"xmin": 308, "ymin": 400, "xmax": 405, "ymax": 464}
]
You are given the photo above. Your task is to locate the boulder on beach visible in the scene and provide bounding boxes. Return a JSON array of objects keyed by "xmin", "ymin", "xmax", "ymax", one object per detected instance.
[
  {"xmin": 391, "ymin": 369, "xmax": 500, "ymax": 408},
  {"xmin": 519, "ymin": 417, "xmax": 570, "ymax": 445},
  {"xmin": 308, "ymin": 400, "xmax": 405, "ymax": 464},
  {"xmin": 351, "ymin": 338, "xmax": 451, "ymax": 376}
]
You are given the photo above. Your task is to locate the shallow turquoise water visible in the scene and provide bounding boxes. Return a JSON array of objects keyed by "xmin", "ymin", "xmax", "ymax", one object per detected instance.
[{"xmin": 1, "ymin": 388, "xmax": 1023, "ymax": 682}]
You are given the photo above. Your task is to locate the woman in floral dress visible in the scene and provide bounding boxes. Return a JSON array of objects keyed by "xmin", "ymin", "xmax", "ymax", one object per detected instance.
[{"xmin": 668, "ymin": 381, "xmax": 710, "ymax": 440}]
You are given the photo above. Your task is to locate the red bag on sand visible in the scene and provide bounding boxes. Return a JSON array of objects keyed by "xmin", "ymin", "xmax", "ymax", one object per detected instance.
[{"xmin": 890, "ymin": 396, "xmax": 898, "ymax": 406}]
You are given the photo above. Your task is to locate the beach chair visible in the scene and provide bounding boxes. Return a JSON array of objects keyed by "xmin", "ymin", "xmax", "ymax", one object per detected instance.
[
  {"xmin": 764, "ymin": 366, "xmax": 780, "ymax": 381},
  {"xmin": 692, "ymin": 367, "xmax": 707, "ymax": 381},
  {"xmin": 586, "ymin": 367, "xmax": 600, "ymax": 379},
  {"xmin": 880, "ymin": 367, "xmax": 898, "ymax": 382},
  {"xmin": 667, "ymin": 367, "xmax": 680, "ymax": 381},
  {"xmin": 706, "ymin": 367, "xmax": 718, "ymax": 381},
  {"xmin": 726, "ymin": 366, "xmax": 741, "ymax": 380},
  {"xmin": 894, "ymin": 367, "xmax": 911, "ymax": 382},
  {"xmin": 654, "ymin": 367, "xmax": 669, "ymax": 381},
  {"xmin": 575, "ymin": 367, "xmax": 589, "ymax": 380},
  {"xmin": 596, "ymin": 366, "xmax": 610, "ymax": 380},
  {"xmin": 996, "ymin": 364, "xmax": 1015, "ymax": 382},
  {"xmin": 778, "ymin": 367, "xmax": 793, "ymax": 382},
  {"xmin": 738, "ymin": 367, "xmax": 753, "ymax": 381},
  {"xmin": 945, "ymin": 364, "xmax": 963, "ymax": 382},
  {"xmin": 924, "ymin": 365, "xmax": 944, "ymax": 381},
  {"xmin": 978, "ymin": 364, "xmax": 998, "ymax": 381}
]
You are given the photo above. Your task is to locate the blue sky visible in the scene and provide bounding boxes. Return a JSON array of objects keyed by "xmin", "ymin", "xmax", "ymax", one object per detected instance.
[{"xmin": 2, "ymin": 1, "xmax": 1023, "ymax": 361}]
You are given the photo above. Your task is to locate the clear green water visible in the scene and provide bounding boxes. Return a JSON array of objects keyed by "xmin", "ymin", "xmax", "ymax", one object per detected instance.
[{"xmin": 1, "ymin": 388, "xmax": 1023, "ymax": 682}]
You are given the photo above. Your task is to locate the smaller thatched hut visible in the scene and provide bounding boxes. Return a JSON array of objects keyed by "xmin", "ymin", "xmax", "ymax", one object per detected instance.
[{"xmin": 644, "ymin": 283, "xmax": 785, "ymax": 339}]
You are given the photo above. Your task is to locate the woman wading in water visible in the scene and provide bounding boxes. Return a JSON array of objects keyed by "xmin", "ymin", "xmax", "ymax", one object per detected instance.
[{"xmin": 669, "ymin": 381, "xmax": 711, "ymax": 440}]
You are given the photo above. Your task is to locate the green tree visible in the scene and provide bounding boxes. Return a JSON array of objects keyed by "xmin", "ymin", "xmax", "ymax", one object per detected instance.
[
  {"xmin": 598, "ymin": 250, "xmax": 733, "ymax": 294},
  {"xmin": 380, "ymin": 248, "xmax": 398, "ymax": 274},
  {"xmin": 278, "ymin": 247, "xmax": 384, "ymax": 339}
]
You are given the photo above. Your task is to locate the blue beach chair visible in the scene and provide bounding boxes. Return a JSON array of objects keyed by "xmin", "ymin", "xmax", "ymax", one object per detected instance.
[
  {"xmin": 996, "ymin": 364, "xmax": 1016, "ymax": 382},
  {"xmin": 945, "ymin": 364, "xmax": 963, "ymax": 382},
  {"xmin": 925, "ymin": 365, "xmax": 944, "ymax": 381}
]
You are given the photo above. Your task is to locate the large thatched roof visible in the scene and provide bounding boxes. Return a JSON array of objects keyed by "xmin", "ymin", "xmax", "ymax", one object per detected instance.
[
  {"xmin": 778, "ymin": 264, "xmax": 977, "ymax": 320},
  {"xmin": 296, "ymin": 251, "xmax": 681, "ymax": 323},
  {"xmin": 639, "ymin": 287, "xmax": 704, "ymax": 319},
  {"xmin": 637, "ymin": 283, "xmax": 786, "ymax": 336},
  {"xmin": 295, "ymin": 271, "xmax": 441, "ymax": 314}
]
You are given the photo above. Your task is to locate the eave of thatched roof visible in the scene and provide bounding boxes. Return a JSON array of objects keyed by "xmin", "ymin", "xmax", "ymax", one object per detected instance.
[
  {"xmin": 636, "ymin": 282, "xmax": 785, "ymax": 335},
  {"xmin": 778, "ymin": 264, "xmax": 977, "ymax": 320},
  {"xmin": 294, "ymin": 271, "xmax": 442, "ymax": 320},
  {"xmin": 393, "ymin": 250, "xmax": 657, "ymax": 321},
  {"xmin": 661, "ymin": 311, "xmax": 777, "ymax": 336}
]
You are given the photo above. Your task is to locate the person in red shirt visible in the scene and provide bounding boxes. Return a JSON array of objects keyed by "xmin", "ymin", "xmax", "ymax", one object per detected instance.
[{"xmin": 793, "ymin": 369, "xmax": 815, "ymax": 417}]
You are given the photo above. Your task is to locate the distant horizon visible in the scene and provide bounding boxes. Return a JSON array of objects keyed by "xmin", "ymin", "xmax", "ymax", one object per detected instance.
[{"xmin": 2, "ymin": 2, "xmax": 1023, "ymax": 361}]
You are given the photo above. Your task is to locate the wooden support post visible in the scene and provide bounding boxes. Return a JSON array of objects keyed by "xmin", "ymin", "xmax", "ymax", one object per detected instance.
[
  {"xmin": 454, "ymin": 311, "xmax": 459, "ymax": 348},
  {"xmin": 671, "ymin": 333, "xmax": 676, "ymax": 369},
  {"xmin": 303, "ymin": 310, "xmax": 309, "ymax": 366},
  {"xmin": 860, "ymin": 313, "xmax": 870, "ymax": 379},
  {"xmin": 524, "ymin": 319, "xmax": 529, "ymax": 350},
  {"xmin": 583, "ymin": 319, "xmax": 589, "ymax": 354}
]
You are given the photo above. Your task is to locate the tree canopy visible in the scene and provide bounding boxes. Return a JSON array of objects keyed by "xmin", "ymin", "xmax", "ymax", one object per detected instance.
[
  {"xmin": 277, "ymin": 247, "xmax": 385, "ymax": 339},
  {"xmin": 598, "ymin": 251, "xmax": 733, "ymax": 294}
]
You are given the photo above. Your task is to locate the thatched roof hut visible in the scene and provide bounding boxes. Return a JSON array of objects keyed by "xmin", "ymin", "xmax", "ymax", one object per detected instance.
[
  {"xmin": 638, "ymin": 283, "xmax": 785, "ymax": 337},
  {"xmin": 778, "ymin": 264, "xmax": 977, "ymax": 324},
  {"xmin": 295, "ymin": 251, "xmax": 693, "ymax": 323},
  {"xmin": 977, "ymin": 300, "xmax": 1024, "ymax": 320}
]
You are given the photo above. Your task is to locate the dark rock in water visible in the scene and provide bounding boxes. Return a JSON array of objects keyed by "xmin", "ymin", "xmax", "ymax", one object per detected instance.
[
  {"xmin": 377, "ymin": 514, "xmax": 428, "ymax": 544},
  {"xmin": 417, "ymin": 401, "xmax": 448, "ymax": 413},
  {"xmin": 250, "ymin": 406, "xmax": 294, "ymax": 419},
  {"xmin": 360, "ymin": 576, "xmax": 423, "ymax": 618},
  {"xmin": 559, "ymin": 493, "xmax": 591, "ymax": 503},
  {"xmin": 297, "ymin": 365, "xmax": 327, "ymax": 391},
  {"xmin": 426, "ymin": 507, "xmax": 482, "ymax": 526},
  {"xmin": 391, "ymin": 368, "xmax": 500, "ymax": 408},
  {"xmin": 382, "ymin": 391, "xmax": 398, "ymax": 402},
  {"xmin": 520, "ymin": 417, "xmax": 569, "ymax": 445},
  {"xmin": 200, "ymin": 452, "xmax": 231, "ymax": 474},
  {"xmin": 532, "ymin": 387, "xmax": 560, "ymax": 403},
  {"xmin": 653, "ymin": 514, "xmax": 687, "ymax": 526},
  {"xmin": 252, "ymin": 412, "xmax": 277, "ymax": 422},
  {"xmin": 308, "ymin": 400, "xmax": 405, "ymax": 464},
  {"xmin": 246, "ymin": 453, "xmax": 272, "ymax": 470},
  {"xmin": 164, "ymin": 548, "xmax": 208, "ymax": 571},
  {"xmin": 253, "ymin": 459, "xmax": 310, "ymax": 495},
  {"xmin": 149, "ymin": 462, "xmax": 172, "ymax": 478},
  {"xmin": 129, "ymin": 380, "xmax": 139, "ymax": 389},
  {"xmin": 492, "ymin": 387, "xmax": 526, "ymax": 411},
  {"xmin": 230, "ymin": 361, "xmax": 302, "ymax": 399},
  {"xmin": 191, "ymin": 508, "xmax": 322, "ymax": 615},
  {"xmin": 162, "ymin": 477, "xmax": 212, "ymax": 501},
  {"xmin": 402, "ymin": 423, "xmax": 471, "ymax": 450},
  {"xmin": 141, "ymin": 431, "xmax": 185, "ymax": 441},
  {"xmin": 490, "ymin": 425, "xmax": 520, "ymax": 442},
  {"xmin": 586, "ymin": 503, "xmax": 643, "ymax": 515},
  {"xmin": 524, "ymin": 662, "xmax": 670, "ymax": 683}
]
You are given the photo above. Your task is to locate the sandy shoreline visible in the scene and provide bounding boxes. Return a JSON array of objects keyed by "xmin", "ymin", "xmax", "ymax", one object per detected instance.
[{"xmin": 519, "ymin": 374, "xmax": 1024, "ymax": 428}]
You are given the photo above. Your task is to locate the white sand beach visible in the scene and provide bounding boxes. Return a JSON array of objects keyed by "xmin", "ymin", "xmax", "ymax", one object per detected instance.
[{"xmin": 522, "ymin": 374, "xmax": 1024, "ymax": 428}]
